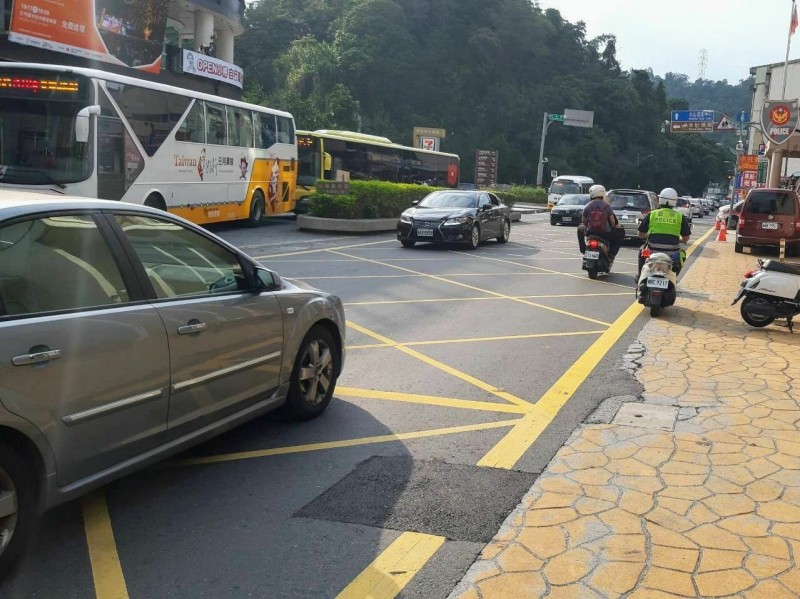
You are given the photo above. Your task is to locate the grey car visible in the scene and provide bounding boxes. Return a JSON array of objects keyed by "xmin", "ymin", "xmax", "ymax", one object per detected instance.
[
  {"xmin": 0, "ymin": 193, "xmax": 346, "ymax": 576},
  {"xmin": 607, "ymin": 189, "xmax": 659, "ymax": 239}
]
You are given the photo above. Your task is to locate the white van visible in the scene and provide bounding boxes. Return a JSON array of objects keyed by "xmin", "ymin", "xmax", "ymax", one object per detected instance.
[{"xmin": 548, "ymin": 176, "xmax": 594, "ymax": 208}]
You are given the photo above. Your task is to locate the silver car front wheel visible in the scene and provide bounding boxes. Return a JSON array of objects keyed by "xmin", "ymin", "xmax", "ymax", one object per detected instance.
[{"xmin": 284, "ymin": 325, "xmax": 340, "ymax": 420}]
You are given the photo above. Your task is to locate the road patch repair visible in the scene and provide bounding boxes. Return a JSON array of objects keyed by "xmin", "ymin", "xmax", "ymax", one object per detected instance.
[{"xmin": 296, "ymin": 456, "xmax": 537, "ymax": 543}]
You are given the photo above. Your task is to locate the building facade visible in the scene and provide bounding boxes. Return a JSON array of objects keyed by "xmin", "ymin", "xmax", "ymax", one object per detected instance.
[{"xmin": 0, "ymin": 0, "xmax": 245, "ymax": 99}]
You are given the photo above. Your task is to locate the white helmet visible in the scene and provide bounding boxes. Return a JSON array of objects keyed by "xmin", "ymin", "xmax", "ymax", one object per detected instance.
[
  {"xmin": 588, "ymin": 184, "xmax": 607, "ymax": 200},
  {"xmin": 658, "ymin": 187, "xmax": 679, "ymax": 207}
]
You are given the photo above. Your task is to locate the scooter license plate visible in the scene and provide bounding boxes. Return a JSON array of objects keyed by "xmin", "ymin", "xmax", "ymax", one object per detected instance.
[
  {"xmin": 647, "ymin": 277, "xmax": 669, "ymax": 289},
  {"xmin": 584, "ymin": 251, "xmax": 600, "ymax": 260}
]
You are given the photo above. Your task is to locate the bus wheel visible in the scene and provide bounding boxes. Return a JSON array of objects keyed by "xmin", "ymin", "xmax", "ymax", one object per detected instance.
[
  {"xmin": 247, "ymin": 191, "xmax": 265, "ymax": 227},
  {"xmin": 144, "ymin": 194, "xmax": 166, "ymax": 211}
]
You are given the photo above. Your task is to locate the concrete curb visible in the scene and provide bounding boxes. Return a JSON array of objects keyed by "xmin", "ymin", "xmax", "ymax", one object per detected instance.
[{"xmin": 297, "ymin": 211, "xmax": 527, "ymax": 234}]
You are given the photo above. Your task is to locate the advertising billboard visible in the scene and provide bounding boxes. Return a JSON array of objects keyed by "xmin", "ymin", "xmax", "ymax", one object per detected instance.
[{"xmin": 9, "ymin": 0, "xmax": 170, "ymax": 74}]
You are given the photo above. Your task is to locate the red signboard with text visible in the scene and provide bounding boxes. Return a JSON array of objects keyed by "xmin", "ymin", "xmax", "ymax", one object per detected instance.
[{"xmin": 9, "ymin": 0, "xmax": 169, "ymax": 74}]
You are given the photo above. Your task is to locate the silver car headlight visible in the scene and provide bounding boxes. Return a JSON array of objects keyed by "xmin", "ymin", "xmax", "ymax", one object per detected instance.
[
  {"xmin": 444, "ymin": 216, "xmax": 470, "ymax": 226},
  {"xmin": 400, "ymin": 213, "xmax": 413, "ymax": 224}
]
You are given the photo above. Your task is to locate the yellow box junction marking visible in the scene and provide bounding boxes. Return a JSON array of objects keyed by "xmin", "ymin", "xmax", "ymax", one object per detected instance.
[
  {"xmin": 335, "ymin": 532, "xmax": 445, "ymax": 599},
  {"xmin": 478, "ymin": 225, "xmax": 718, "ymax": 469},
  {"xmin": 82, "ymin": 490, "xmax": 129, "ymax": 599},
  {"xmin": 336, "ymin": 387, "xmax": 531, "ymax": 414}
]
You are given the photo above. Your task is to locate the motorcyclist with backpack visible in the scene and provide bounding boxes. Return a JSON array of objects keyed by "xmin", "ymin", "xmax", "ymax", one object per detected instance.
[
  {"xmin": 637, "ymin": 187, "xmax": 692, "ymax": 274},
  {"xmin": 577, "ymin": 184, "xmax": 625, "ymax": 263}
]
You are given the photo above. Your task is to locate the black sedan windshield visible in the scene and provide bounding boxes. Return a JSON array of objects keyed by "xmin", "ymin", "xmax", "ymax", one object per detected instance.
[
  {"xmin": 557, "ymin": 194, "xmax": 590, "ymax": 206},
  {"xmin": 418, "ymin": 192, "xmax": 478, "ymax": 209}
]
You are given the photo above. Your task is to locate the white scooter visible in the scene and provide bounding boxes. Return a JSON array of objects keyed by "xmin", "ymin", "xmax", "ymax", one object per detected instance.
[
  {"xmin": 732, "ymin": 259, "xmax": 800, "ymax": 332},
  {"xmin": 636, "ymin": 246, "xmax": 681, "ymax": 317}
]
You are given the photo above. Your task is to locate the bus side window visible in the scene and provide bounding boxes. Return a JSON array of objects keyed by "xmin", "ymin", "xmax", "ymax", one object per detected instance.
[
  {"xmin": 276, "ymin": 116, "xmax": 294, "ymax": 144},
  {"xmin": 258, "ymin": 114, "xmax": 276, "ymax": 148},
  {"xmin": 176, "ymin": 100, "xmax": 205, "ymax": 143},
  {"xmin": 226, "ymin": 106, "xmax": 253, "ymax": 147},
  {"xmin": 206, "ymin": 102, "xmax": 227, "ymax": 145}
]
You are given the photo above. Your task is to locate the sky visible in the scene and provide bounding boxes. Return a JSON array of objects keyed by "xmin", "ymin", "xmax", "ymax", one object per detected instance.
[{"xmin": 540, "ymin": 0, "xmax": 798, "ymax": 83}]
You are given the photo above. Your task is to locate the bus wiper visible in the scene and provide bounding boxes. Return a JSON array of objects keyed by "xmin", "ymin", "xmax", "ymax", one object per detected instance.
[{"xmin": 0, "ymin": 166, "xmax": 66, "ymax": 193}]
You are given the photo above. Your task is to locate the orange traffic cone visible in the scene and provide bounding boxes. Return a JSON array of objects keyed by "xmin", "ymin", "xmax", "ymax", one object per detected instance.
[
  {"xmin": 717, "ymin": 225, "xmax": 727, "ymax": 242},
  {"xmin": 715, "ymin": 219, "xmax": 721, "ymax": 231}
]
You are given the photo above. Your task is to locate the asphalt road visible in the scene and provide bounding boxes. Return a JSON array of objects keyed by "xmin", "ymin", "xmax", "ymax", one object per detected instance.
[{"xmin": 1, "ymin": 211, "xmax": 717, "ymax": 599}]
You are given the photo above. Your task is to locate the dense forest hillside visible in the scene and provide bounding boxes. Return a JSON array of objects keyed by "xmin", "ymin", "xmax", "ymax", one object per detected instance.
[{"xmin": 237, "ymin": 0, "xmax": 750, "ymax": 195}]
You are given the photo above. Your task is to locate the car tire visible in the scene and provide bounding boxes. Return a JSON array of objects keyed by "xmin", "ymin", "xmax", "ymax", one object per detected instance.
[
  {"xmin": 283, "ymin": 325, "xmax": 340, "ymax": 421},
  {"xmin": 497, "ymin": 220, "xmax": 510, "ymax": 243},
  {"xmin": 400, "ymin": 240, "xmax": 416, "ymax": 248},
  {"xmin": 466, "ymin": 224, "xmax": 480, "ymax": 250},
  {"xmin": 246, "ymin": 191, "xmax": 265, "ymax": 228},
  {"xmin": 735, "ymin": 242, "xmax": 744, "ymax": 253},
  {"xmin": 0, "ymin": 442, "xmax": 37, "ymax": 581},
  {"xmin": 550, "ymin": 219, "xmax": 557, "ymax": 226}
]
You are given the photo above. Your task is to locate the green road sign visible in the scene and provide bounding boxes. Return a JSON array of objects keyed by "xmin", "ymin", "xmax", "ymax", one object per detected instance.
[{"xmin": 548, "ymin": 114, "xmax": 565, "ymax": 122}]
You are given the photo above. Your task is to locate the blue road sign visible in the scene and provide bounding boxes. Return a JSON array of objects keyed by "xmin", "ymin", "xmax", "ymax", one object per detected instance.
[
  {"xmin": 671, "ymin": 110, "xmax": 715, "ymax": 123},
  {"xmin": 736, "ymin": 173, "xmax": 743, "ymax": 188},
  {"xmin": 738, "ymin": 111, "xmax": 750, "ymax": 123}
]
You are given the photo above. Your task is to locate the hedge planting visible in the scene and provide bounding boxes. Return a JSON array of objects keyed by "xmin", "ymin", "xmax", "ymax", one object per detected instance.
[{"xmin": 303, "ymin": 181, "xmax": 545, "ymax": 219}]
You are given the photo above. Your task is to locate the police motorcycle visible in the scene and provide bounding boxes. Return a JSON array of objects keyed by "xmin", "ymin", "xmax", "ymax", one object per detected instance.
[
  {"xmin": 732, "ymin": 259, "xmax": 800, "ymax": 332},
  {"xmin": 582, "ymin": 235, "xmax": 612, "ymax": 279},
  {"xmin": 636, "ymin": 245, "xmax": 683, "ymax": 317},
  {"xmin": 635, "ymin": 188, "xmax": 688, "ymax": 317}
]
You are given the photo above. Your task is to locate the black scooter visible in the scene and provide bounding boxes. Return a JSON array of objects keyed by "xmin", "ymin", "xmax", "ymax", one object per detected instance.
[{"xmin": 582, "ymin": 235, "xmax": 612, "ymax": 279}]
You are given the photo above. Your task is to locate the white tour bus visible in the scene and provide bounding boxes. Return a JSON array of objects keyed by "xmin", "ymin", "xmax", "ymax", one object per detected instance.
[
  {"xmin": 547, "ymin": 175, "xmax": 594, "ymax": 209},
  {"xmin": 0, "ymin": 62, "xmax": 297, "ymax": 226}
]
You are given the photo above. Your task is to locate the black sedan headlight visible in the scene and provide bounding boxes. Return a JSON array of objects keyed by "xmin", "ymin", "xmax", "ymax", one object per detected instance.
[
  {"xmin": 444, "ymin": 216, "xmax": 471, "ymax": 226},
  {"xmin": 399, "ymin": 213, "xmax": 413, "ymax": 224}
]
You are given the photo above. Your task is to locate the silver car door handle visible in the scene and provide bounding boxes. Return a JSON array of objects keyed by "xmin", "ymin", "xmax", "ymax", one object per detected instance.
[
  {"xmin": 12, "ymin": 349, "xmax": 62, "ymax": 366},
  {"xmin": 177, "ymin": 322, "xmax": 208, "ymax": 335}
]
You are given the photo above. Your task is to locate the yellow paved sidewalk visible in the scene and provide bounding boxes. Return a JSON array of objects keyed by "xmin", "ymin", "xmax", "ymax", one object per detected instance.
[{"xmin": 450, "ymin": 239, "xmax": 800, "ymax": 599}]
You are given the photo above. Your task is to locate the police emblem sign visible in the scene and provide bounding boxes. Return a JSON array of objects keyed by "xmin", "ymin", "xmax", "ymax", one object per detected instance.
[{"xmin": 760, "ymin": 100, "xmax": 799, "ymax": 145}]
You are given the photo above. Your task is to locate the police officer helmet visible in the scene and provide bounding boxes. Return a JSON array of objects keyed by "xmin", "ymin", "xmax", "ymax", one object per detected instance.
[{"xmin": 658, "ymin": 187, "xmax": 679, "ymax": 208}]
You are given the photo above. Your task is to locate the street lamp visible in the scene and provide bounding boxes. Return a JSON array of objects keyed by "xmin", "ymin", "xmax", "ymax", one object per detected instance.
[{"xmin": 637, "ymin": 153, "xmax": 654, "ymax": 167}]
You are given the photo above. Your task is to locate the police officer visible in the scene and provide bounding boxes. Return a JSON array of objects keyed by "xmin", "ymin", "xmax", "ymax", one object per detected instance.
[{"xmin": 637, "ymin": 187, "xmax": 691, "ymax": 274}]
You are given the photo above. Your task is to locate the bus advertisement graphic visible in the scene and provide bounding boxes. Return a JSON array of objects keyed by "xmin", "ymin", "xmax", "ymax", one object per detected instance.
[{"xmin": 9, "ymin": 0, "xmax": 169, "ymax": 73}]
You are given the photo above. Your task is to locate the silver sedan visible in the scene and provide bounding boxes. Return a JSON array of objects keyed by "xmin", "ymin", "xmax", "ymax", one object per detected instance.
[{"xmin": 0, "ymin": 193, "xmax": 346, "ymax": 577}]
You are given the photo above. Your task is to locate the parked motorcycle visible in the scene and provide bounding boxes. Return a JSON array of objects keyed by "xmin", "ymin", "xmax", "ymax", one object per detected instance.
[
  {"xmin": 636, "ymin": 246, "xmax": 680, "ymax": 316},
  {"xmin": 582, "ymin": 235, "xmax": 612, "ymax": 279},
  {"xmin": 733, "ymin": 259, "xmax": 800, "ymax": 332}
]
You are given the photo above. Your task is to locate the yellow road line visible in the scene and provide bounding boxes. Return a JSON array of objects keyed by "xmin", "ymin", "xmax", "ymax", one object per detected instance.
[
  {"xmin": 347, "ymin": 321, "xmax": 533, "ymax": 409},
  {"xmin": 346, "ymin": 329, "xmax": 605, "ymax": 350},
  {"xmin": 345, "ymin": 292, "xmax": 630, "ymax": 307},
  {"xmin": 82, "ymin": 490, "xmax": 129, "ymax": 599},
  {"xmin": 337, "ymin": 387, "xmax": 531, "ymax": 414},
  {"xmin": 331, "ymin": 250, "xmax": 612, "ymax": 327},
  {"xmin": 477, "ymin": 225, "xmax": 718, "ymax": 469},
  {"xmin": 253, "ymin": 238, "xmax": 393, "ymax": 260},
  {"xmin": 176, "ymin": 419, "xmax": 521, "ymax": 466},
  {"xmin": 335, "ymin": 532, "xmax": 445, "ymax": 599}
]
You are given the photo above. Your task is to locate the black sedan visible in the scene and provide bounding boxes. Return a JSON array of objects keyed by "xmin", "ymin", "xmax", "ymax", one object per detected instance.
[
  {"xmin": 550, "ymin": 193, "xmax": 590, "ymax": 226},
  {"xmin": 397, "ymin": 190, "xmax": 511, "ymax": 249}
]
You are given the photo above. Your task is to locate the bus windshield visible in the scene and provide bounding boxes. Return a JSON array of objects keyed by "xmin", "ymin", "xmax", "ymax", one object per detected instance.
[
  {"xmin": 549, "ymin": 180, "xmax": 580, "ymax": 194},
  {"xmin": 297, "ymin": 134, "xmax": 321, "ymax": 186},
  {"xmin": 0, "ymin": 70, "xmax": 94, "ymax": 185}
]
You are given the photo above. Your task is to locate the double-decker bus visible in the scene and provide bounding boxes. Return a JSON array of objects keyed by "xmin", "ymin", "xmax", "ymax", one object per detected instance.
[
  {"xmin": 296, "ymin": 129, "xmax": 460, "ymax": 201},
  {"xmin": 0, "ymin": 62, "xmax": 297, "ymax": 226}
]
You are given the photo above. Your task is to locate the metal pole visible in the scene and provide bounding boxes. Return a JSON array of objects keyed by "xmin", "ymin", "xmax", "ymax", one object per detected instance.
[
  {"xmin": 536, "ymin": 112, "xmax": 548, "ymax": 187},
  {"xmin": 782, "ymin": 0, "xmax": 796, "ymax": 99}
]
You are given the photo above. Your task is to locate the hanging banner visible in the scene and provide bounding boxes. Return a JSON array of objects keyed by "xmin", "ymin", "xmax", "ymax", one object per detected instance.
[
  {"xmin": 8, "ymin": 0, "xmax": 170, "ymax": 74},
  {"xmin": 183, "ymin": 49, "xmax": 244, "ymax": 89},
  {"xmin": 760, "ymin": 100, "xmax": 799, "ymax": 145}
]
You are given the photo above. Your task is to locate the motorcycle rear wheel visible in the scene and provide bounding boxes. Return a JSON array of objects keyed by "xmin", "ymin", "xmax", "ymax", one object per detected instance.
[
  {"xmin": 741, "ymin": 296, "xmax": 775, "ymax": 328},
  {"xmin": 587, "ymin": 267, "xmax": 599, "ymax": 280},
  {"xmin": 650, "ymin": 305, "xmax": 662, "ymax": 317}
]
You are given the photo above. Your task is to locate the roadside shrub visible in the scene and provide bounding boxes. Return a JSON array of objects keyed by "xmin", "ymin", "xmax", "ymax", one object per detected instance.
[{"xmin": 304, "ymin": 181, "xmax": 544, "ymax": 218}]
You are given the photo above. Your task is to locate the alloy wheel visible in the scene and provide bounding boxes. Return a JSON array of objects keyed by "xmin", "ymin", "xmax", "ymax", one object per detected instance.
[
  {"xmin": 0, "ymin": 466, "xmax": 18, "ymax": 559},
  {"xmin": 297, "ymin": 338, "xmax": 334, "ymax": 406}
]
